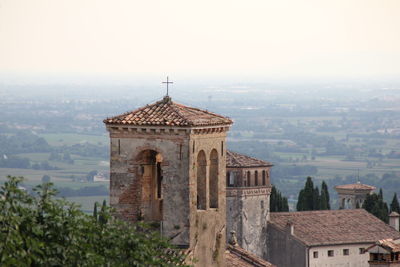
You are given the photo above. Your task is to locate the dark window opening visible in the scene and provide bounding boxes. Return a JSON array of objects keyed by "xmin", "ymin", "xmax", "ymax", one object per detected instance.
[
  {"xmin": 209, "ymin": 149, "xmax": 219, "ymax": 208},
  {"xmin": 262, "ymin": 170, "xmax": 266, "ymax": 185},
  {"xmin": 118, "ymin": 139, "xmax": 121, "ymax": 155},
  {"xmin": 343, "ymin": 249, "xmax": 349, "ymax": 256},
  {"xmin": 254, "ymin": 171, "xmax": 258, "ymax": 186},
  {"xmin": 328, "ymin": 250, "xmax": 334, "ymax": 257},
  {"xmin": 313, "ymin": 251, "xmax": 318, "ymax": 258}
]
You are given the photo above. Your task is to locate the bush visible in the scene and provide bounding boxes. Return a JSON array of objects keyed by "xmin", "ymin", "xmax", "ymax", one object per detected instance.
[{"xmin": 0, "ymin": 176, "xmax": 189, "ymax": 266}]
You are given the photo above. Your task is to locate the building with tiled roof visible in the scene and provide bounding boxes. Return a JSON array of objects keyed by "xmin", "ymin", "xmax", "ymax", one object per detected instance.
[
  {"xmin": 335, "ymin": 181, "xmax": 376, "ymax": 209},
  {"xmin": 266, "ymin": 209, "xmax": 400, "ymax": 267},
  {"xmin": 366, "ymin": 238, "xmax": 400, "ymax": 266},
  {"xmin": 104, "ymin": 95, "xmax": 233, "ymax": 127},
  {"xmin": 226, "ymin": 245, "xmax": 276, "ymax": 267},
  {"xmin": 225, "ymin": 150, "xmax": 273, "ymax": 258},
  {"xmin": 226, "ymin": 150, "xmax": 273, "ymax": 168}
]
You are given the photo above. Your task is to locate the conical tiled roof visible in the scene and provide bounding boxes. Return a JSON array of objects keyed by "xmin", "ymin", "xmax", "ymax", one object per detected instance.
[
  {"xmin": 226, "ymin": 150, "xmax": 273, "ymax": 168},
  {"xmin": 103, "ymin": 96, "xmax": 233, "ymax": 127}
]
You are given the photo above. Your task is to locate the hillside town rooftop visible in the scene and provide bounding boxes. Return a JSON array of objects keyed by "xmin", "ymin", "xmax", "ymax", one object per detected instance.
[
  {"xmin": 334, "ymin": 182, "xmax": 376, "ymax": 191},
  {"xmin": 226, "ymin": 150, "xmax": 273, "ymax": 168},
  {"xmin": 269, "ymin": 209, "xmax": 400, "ymax": 247},
  {"xmin": 103, "ymin": 96, "xmax": 233, "ymax": 127}
]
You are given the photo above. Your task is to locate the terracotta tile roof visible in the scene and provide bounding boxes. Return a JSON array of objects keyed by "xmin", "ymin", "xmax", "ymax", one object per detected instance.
[
  {"xmin": 226, "ymin": 150, "xmax": 273, "ymax": 168},
  {"xmin": 103, "ymin": 96, "xmax": 233, "ymax": 127},
  {"xmin": 269, "ymin": 209, "xmax": 400, "ymax": 247},
  {"xmin": 335, "ymin": 182, "xmax": 376, "ymax": 191},
  {"xmin": 377, "ymin": 239, "xmax": 400, "ymax": 253},
  {"xmin": 226, "ymin": 245, "xmax": 276, "ymax": 267}
]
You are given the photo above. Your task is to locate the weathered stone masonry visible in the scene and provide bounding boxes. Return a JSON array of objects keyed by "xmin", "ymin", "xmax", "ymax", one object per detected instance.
[{"xmin": 104, "ymin": 96, "xmax": 233, "ymax": 267}]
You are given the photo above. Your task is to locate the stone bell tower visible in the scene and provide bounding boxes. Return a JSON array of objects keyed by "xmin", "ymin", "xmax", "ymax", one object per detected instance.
[{"xmin": 104, "ymin": 95, "xmax": 233, "ymax": 266}]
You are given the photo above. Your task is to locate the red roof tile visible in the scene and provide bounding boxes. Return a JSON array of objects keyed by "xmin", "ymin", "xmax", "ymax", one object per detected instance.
[
  {"xmin": 269, "ymin": 209, "xmax": 400, "ymax": 246},
  {"xmin": 103, "ymin": 96, "xmax": 233, "ymax": 127},
  {"xmin": 335, "ymin": 182, "xmax": 376, "ymax": 191},
  {"xmin": 227, "ymin": 150, "xmax": 273, "ymax": 168},
  {"xmin": 226, "ymin": 245, "xmax": 276, "ymax": 267}
]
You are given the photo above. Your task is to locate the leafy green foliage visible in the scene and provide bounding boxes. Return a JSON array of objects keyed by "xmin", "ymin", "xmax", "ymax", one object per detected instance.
[
  {"xmin": 270, "ymin": 185, "xmax": 289, "ymax": 212},
  {"xmin": 0, "ymin": 176, "xmax": 189, "ymax": 266}
]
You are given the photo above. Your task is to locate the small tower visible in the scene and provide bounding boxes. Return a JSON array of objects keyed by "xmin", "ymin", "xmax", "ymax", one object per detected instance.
[
  {"xmin": 104, "ymin": 95, "xmax": 232, "ymax": 266},
  {"xmin": 389, "ymin": 212, "xmax": 400, "ymax": 231},
  {"xmin": 225, "ymin": 150, "xmax": 273, "ymax": 258},
  {"xmin": 335, "ymin": 181, "xmax": 375, "ymax": 209}
]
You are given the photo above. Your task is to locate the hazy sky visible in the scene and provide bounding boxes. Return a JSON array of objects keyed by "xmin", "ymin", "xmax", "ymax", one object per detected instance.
[{"xmin": 1, "ymin": 0, "xmax": 400, "ymax": 80}]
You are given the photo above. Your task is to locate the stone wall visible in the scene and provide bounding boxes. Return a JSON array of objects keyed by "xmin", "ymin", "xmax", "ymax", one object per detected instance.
[
  {"xmin": 266, "ymin": 224, "xmax": 307, "ymax": 267},
  {"xmin": 188, "ymin": 132, "xmax": 227, "ymax": 267},
  {"xmin": 107, "ymin": 126, "xmax": 229, "ymax": 267},
  {"xmin": 227, "ymin": 186, "xmax": 270, "ymax": 257}
]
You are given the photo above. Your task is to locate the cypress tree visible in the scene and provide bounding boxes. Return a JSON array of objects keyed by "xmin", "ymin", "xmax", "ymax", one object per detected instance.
[
  {"xmin": 93, "ymin": 202, "xmax": 98, "ymax": 220},
  {"xmin": 303, "ymin": 177, "xmax": 314, "ymax": 210},
  {"xmin": 270, "ymin": 185, "xmax": 289, "ymax": 212},
  {"xmin": 313, "ymin": 186, "xmax": 320, "ymax": 210},
  {"xmin": 363, "ymin": 192, "xmax": 389, "ymax": 223},
  {"xmin": 320, "ymin": 181, "xmax": 330, "ymax": 210},
  {"xmin": 99, "ymin": 200, "xmax": 108, "ymax": 225},
  {"xmin": 297, "ymin": 189, "xmax": 305, "ymax": 211},
  {"xmin": 390, "ymin": 193, "xmax": 400, "ymax": 213}
]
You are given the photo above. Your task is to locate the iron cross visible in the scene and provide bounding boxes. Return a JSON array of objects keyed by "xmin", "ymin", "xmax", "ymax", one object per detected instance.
[{"xmin": 162, "ymin": 76, "xmax": 173, "ymax": 96}]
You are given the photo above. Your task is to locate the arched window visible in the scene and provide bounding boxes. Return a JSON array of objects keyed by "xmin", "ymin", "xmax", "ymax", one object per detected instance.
[
  {"xmin": 209, "ymin": 149, "xmax": 219, "ymax": 208},
  {"xmin": 246, "ymin": 171, "xmax": 251, "ymax": 187},
  {"xmin": 197, "ymin": 150, "xmax": 207, "ymax": 210},
  {"xmin": 262, "ymin": 170, "xmax": 266, "ymax": 185},
  {"xmin": 254, "ymin": 171, "xmax": 258, "ymax": 186},
  {"xmin": 136, "ymin": 149, "xmax": 163, "ymax": 221}
]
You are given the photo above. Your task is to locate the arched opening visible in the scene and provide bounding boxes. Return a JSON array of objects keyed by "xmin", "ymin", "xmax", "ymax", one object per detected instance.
[
  {"xmin": 209, "ymin": 149, "xmax": 219, "ymax": 208},
  {"xmin": 136, "ymin": 149, "xmax": 163, "ymax": 221},
  {"xmin": 254, "ymin": 171, "xmax": 258, "ymax": 186},
  {"xmin": 197, "ymin": 150, "xmax": 207, "ymax": 210},
  {"xmin": 246, "ymin": 171, "xmax": 251, "ymax": 187},
  {"xmin": 262, "ymin": 170, "xmax": 266, "ymax": 185}
]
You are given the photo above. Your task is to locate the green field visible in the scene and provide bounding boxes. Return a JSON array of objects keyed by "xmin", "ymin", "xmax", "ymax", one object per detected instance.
[{"xmin": 39, "ymin": 133, "xmax": 108, "ymax": 147}]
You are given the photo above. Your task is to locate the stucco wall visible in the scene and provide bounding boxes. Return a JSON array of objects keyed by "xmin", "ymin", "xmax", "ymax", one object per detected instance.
[
  {"xmin": 266, "ymin": 224, "xmax": 307, "ymax": 267},
  {"xmin": 309, "ymin": 243, "xmax": 371, "ymax": 267}
]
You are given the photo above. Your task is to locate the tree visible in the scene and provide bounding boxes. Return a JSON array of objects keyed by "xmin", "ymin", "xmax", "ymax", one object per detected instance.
[
  {"xmin": 270, "ymin": 185, "xmax": 289, "ymax": 212},
  {"xmin": 297, "ymin": 177, "xmax": 331, "ymax": 211},
  {"xmin": 297, "ymin": 177, "xmax": 317, "ymax": 211},
  {"xmin": 363, "ymin": 190, "xmax": 389, "ymax": 223},
  {"xmin": 41, "ymin": 174, "xmax": 51, "ymax": 183},
  {"xmin": 93, "ymin": 202, "xmax": 98, "ymax": 220},
  {"xmin": 99, "ymin": 199, "xmax": 107, "ymax": 225},
  {"xmin": 320, "ymin": 181, "xmax": 331, "ymax": 210},
  {"xmin": 390, "ymin": 193, "xmax": 400, "ymax": 214},
  {"xmin": 313, "ymin": 186, "xmax": 320, "ymax": 211},
  {"xmin": 0, "ymin": 176, "xmax": 188, "ymax": 266}
]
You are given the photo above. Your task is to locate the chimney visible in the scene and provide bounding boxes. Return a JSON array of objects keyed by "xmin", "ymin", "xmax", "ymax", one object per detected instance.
[
  {"xmin": 389, "ymin": 212, "xmax": 400, "ymax": 231},
  {"xmin": 286, "ymin": 220, "xmax": 294, "ymax": 235}
]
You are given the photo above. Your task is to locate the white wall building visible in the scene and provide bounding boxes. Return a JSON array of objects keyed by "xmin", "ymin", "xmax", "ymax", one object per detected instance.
[{"xmin": 266, "ymin": 209, "xmax": 400, "ymax": 267}]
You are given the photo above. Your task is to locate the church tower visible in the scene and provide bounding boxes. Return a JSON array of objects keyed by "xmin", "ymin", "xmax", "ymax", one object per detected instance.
[{"xmin": 104, "ymin": 95, "xmax": 232, "ymax": 266}]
